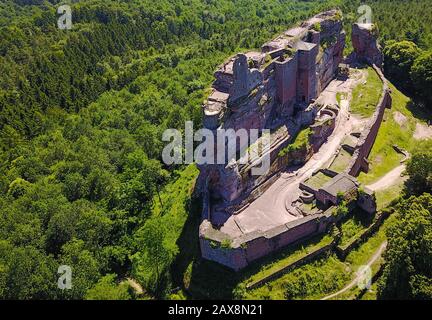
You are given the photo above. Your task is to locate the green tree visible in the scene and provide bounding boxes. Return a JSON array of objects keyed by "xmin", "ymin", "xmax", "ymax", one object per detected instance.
[
  {"xmin": 131, "ymin": 218, "xmax": 178, "ymax": 298},
  {"xmin": 58, "ymin": 239, "xmax": 101, "ymax": 300},
  {"xmin": 119, "ymin": 150, "xmax": 169, "ymax": 216},
  {"xmin": 0, "ymin": 241, "xmax": 58, "ymax": 299},
  {"xmin": 383, "ymin": 40, "xmax": 421, "ymax": 90},
  {"xmin": 85, "ymin": 274, "xmax": 131, "ymax": 300},
  {"xmin": 7, "ymin": 178, "xmax": 32, "ymax": 199},
  {"xmin": 405, "ymin": 149, "xmax": 432, "ymax": 195},
  {"xmin": 378, "ymin": 194, "xmax": 432, "ymax": 299},
  {"xmin": 63, "ymin": 173, "xmax": 87, "ymax": 201},
  {"xmin": 411, "ymin": 50, "xmax": 432, "ymax": 105}
]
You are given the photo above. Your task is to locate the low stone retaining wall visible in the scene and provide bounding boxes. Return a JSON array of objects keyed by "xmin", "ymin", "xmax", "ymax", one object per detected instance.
[
  {"xmin": 300, "ymin": 191, "xmax": 315, "ymax": 203},
  {"xmin": 321, "ymin": 168, "xmax": 339, "ymax": 177},
  {"xmin": 347, "ymin": 65, "xmax": 392, "ymax": 176},
  {"xmin": 336, "ymin": 209, "xmax": 392, "ymax": 260},
  {"xmin": 299, "ymin": 181, "xmax": 318, "ymax": 195},
  {"xmin": 393, "ymin": 144, "xmax": 410, "ymax": 163},
  {"xmin": 310, "ymin": 106, "xmax": 338, "ymax": 152},
  {"xmin": 245, "ymin": 237, "xmax": 338, "ymax": 290}
]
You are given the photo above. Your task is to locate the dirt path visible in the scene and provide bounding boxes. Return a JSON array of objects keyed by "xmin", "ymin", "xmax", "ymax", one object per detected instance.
[
  {"xmin": 320, "ymin": 241, "xmax": 387, "ymax": 300},
  {"xmin": 366, "ymin": 165, "xmax": 406, "ymax": 191}
]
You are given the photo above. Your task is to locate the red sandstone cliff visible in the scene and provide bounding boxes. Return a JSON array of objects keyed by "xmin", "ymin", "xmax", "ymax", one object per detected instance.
[{"xmin": 351, "ymin": 23, "xmax": 383, "ymax": 68}]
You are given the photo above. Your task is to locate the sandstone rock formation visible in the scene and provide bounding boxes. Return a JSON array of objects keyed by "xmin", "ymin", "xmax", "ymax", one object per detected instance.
[
  {"xmin": 197, "ymin": 11, "xmax": 388, "ymax": 271},
  {"xmin": 352, "ymin": 23, "xmax": 383, "ymax": 68},
  {"xmin": 199, "ymin": 10, "xmax": 346, "ymax": 225}
]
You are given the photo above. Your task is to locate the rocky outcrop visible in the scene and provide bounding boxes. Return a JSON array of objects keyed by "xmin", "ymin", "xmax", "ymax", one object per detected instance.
[
  {"xmin": 315, "ymin": 17, "xmax": 346, "ymax": 91},
  {"xmin": 229, "ymin": 53, "xmax": 263, "ymax": 103},
  {"xmin": 199, "ymin": 10, "xmax": 346, "ymax": 222},
  {"xmin": 197, "ymin": 12, "xmax": 387, "ymax": 272},
  {"xmin": 352, "ymin": 23, "xmax": 383, "ymax": 68}
]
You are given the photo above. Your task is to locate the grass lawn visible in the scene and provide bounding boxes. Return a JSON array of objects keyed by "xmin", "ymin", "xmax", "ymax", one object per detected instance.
[
  {"xmin": 326, "ymin": 214, "xmax": 396, "ymax": 300},
  {"xmin": 279, "ymin": 127, "xmax": 311, "ymax": 156},
  {"xmin": 241, "ymin": 234, "xmax": 334, "ymax": 288},
  {"xmin": 350, "ymin": 67, "xmax": 383, "ymax": 118},
  {"xmin": 329, "ymin": 148, "xmax": 352, "ymax": 173},
  {"xmin": 146, "ymin": 164, "xmax": 202, "ymax": 299},
  {"xmin": 294, "ymin": 127, "xmax": 311, "ymax": 147},
  {"xmin": 151, "ymin": 164, "xmax": 199, "ymax": 218},
  {"xmin": 304, "ymin": 171, "xmax": 333, "ymax": 189},
  {"xmin": 241, "ymin": 212, "xmax": 397, "ymax": 300},
  {"xmin": 359, "ymin": 282, "xmax": 379, "ymax": 300},
  {"xmin": 374, "ymin": 180, "xmax": 405, "ymax": 210},
  {"xmin": 344, "ymin": 214, "xmax": 395, "ymax": 270},
  {"xmin": 242, "ymin": 255, "xmax": 351, "ymax": 300},
  {"xmin": 186, "ymin": 233, "xmax": 334, "ymax": 299},
  {"xmin": 342, "ymin": 134, "xmax": 357, "ymax": 148},
  {"xmin": 299, "ymin": 201, "xmax": 320, "ymax": 215}
]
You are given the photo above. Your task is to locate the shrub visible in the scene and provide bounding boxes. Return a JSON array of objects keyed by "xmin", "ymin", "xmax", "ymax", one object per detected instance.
[{"xmin": 220, "ymin": 239, "xmax": 233, "ymax": 249}]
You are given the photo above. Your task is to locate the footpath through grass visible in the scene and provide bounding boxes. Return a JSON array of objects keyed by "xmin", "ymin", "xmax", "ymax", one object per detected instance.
[
  {"xmin": 329, "ymin": 214, "xmax": 397, "ymax": 300},
  {"xmin": 185, "ymin": 233, "xmax": 334, "ymax": 299},
  {"xmin": 242, "ymin": 254, "xmax": 351, "ymax": 300},
  {"xmin": 168, "ymin": 80, "xmax": 428, "ymax": 300}
]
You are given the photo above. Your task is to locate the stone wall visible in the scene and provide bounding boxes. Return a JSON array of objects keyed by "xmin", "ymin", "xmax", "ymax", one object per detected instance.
[
  {"xmin": 205, "ymin": 104, "xmax": 319, "ymax": 221},
  {"xmin": 275, "ymin": 54, "xmax": 298, "ymax": 117},
  {"xmin": 347, "ymin": 65, "xmax": 392, "ymax": 176},
  {"xmin": 309, "ymin": 106, "xmax": 338, "ymax": 151},
  {"xmin": 198, "ymin": 10, "xmax": 355, "ymax": 271},
  {"xmin": 296, "ymin": 43, "xmax": 319, "ymax": 103},
  {"xmin": 317, "ymin": 31, "xmax": 346, "ymax": 92},
  {"xmin": 200, "ymin": 208, "xmax": 336, "ymax": 271}
]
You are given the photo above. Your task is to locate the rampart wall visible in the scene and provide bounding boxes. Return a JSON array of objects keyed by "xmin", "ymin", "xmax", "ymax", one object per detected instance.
[{"xmin": 347, "ymin": 65, "xmax": 392, "ymax": 176}]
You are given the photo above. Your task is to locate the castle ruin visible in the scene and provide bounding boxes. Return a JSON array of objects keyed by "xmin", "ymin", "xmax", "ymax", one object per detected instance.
[{"xmin": 197, "ymin": 10, "xmax": 390, "ymax": 271}]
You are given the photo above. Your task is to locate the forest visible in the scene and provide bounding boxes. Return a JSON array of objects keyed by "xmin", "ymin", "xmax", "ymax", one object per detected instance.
[{"xmin": 0, "ymin": 0, "xmax": 431, "ymax": 299}]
